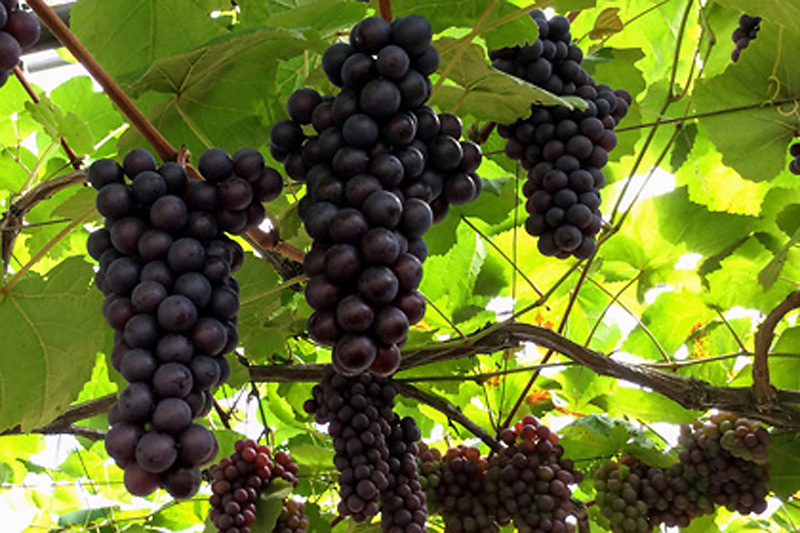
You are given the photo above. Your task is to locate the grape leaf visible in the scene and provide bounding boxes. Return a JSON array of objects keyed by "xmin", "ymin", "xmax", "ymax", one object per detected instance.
[
  {"xmin": 71, "ymin": 0, "xmax": 231, "ymax": 79},
  {"xmin": 431, "ymin": 37, "xmax": 580, "ymax": 125},
  {"xmin": 253, "ymin": 479, "xmax": 294, "ymax": 532},
  {"xmin": 0, "ymin": 258, "xmax": 105, "ymax": 432},
  {"xmin": 768, "ymin": 433, "xmax": 800, "ymax": 499},
  {"xmin": 692, "ymin": 25, "xmax": 800, "ymax": 182},
  {"xmin": 715, "ymin": 0, "xmax": 800, "ymax": 32}
]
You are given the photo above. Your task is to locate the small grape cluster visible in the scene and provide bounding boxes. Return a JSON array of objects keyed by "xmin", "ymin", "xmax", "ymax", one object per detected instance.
[
  {"xmin": 490, "ymin": 10, "xmax": 630, "ymax": 259},
  {"xmin": 593, "ymin": 458, "xmax": 650, "ymax": 532},
  {"xmin": 486, "ymin": 415, "xmax": 582, "ymax": 533},
  {"xmin": 593, "ymin": 412, "xmax": 771, "ymax": 531},
  {"xmin": 274, "ymin": 499, "xmax": 310, "ymax": 532},
  {"xmin": 416, "ymin": 442, "xmax": 442, "ymax": 512},
  {"xmin": 271, "ymin": 14, "xmax": 481, "ymax": 377},
  {"xmin": 381, "ymin": 415, "xmax": 427, "ymax": 532},
  {"xmin": 89, "ymin": 147, "xmax": 282, "ymax": 498},
  {"xmin": 679, "ymin": 413, "xmax": 771, "ymax": 514},
  {"xmin": 731, "ymin": 14, "xmax": 761, "ymax": 63},
  {"xmin": 0, "ymin": 0, "xmax": 39, "ymax": 87},
  {"xmin": 788, "ymin": 142, "xmax": 800, "ymax": 175},
  {"xmin": 207, "ymin": 439, "xmax": 300, "ymax": 532},
  {"xmin": 436, "ymin": 445, "xmax": 498, "ymax": 533},
  {"xmin": 594, "ymin": 455, "xmax": 711, "ymax": 532},
  {"xmin": 303, "ymin": 366, "xmax": 398, "ymax": 521}
]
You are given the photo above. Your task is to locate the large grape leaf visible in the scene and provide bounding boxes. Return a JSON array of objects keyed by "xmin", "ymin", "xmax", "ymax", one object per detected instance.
[
  {"xmin": 0, "ymin": 258, "xmax": 105, "ymax": 432},
  {"xmin": 390, "ymin": 0, "xmax": 540, "ymax": 49},
  {"xmin": 715, "ymin": 0, "xmax": 800, "ymax": 32},
  {"xmin": 431, "ymin": 37, "xmax": 581, "ymax": 124},
  {"xmin": 70, "ymin": 0, "xmax": 230, "ymax": 79},
  {"xmin": 120, "ymin": 29, "xmax": 311, "ymax": 157},
  {"xmin": 692, "ymin": 24, "xmax": 800, "ymax": 182},
  {"xmin": 768, "ymin": 433, "xmax": 800, "ymax": 499},
  {"xmin": 238, "ymin": 0, "xmax": 367, "ymax": 37}
]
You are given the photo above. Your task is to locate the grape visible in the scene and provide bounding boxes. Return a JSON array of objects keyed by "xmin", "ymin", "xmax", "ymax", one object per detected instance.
[
  {"xmin": 96, "ymin": 183, "xmax": 133, "ymax": 219},
  {"xmin": 158, "ymin": 162, "xmax": 188, "ymax": 193},
  {"xmin": 167, "ymin": 238, "xmax": 206, "ymax": 273},
  {"xmin": 336, "ymin": 295, "xmax": 375, "ymax": 333},
  {"xmin": 105, "ymin": 257, "xmax": 141, "ymax": 295},
  {"xmin": 110, "ymin": 216, "xmax": 148, "ymax": 255},
  {"xmin": 105, "ymin": 423, "xmax": 143, "ymax": 467},
  {"xmin": 116, "ymin": 383, "xmax": 155, "ymax": 424},
  {"xmin": 731, "ymin": 14, "xmax": 761, "ymax": 62},
  {"xmin": 376, "ymin": 44, "xmax": 411, "ymax": 79},
  {"xmin": 333, "ymin": 335, "xmax": 377, "ymax": 375},
  {"xmin": 191, "ymin": 317, "xmax": 228, "ymax": 356},
  {"xmin": 173, "ymin": 272, "xmax": 212, "ymax": 309},
  {"xmin": 88, "ymin": 159, "xmax": 125, "ymax": 190},
  {"xmin": 157, "ymin": 295, "xmax": 198, "ymax": 332},
  {"xmin": 0, "ymin": 31, "xmax": 20, "ymax": 70},
  {"xmin": 124, "ymin": 313, "xmax": 160, "ymax": 349},
  {"xmin": 123, "ymin": 149, "xmax": 157, "ymax": 179},
  {"xmin": 152, "ymin": 398, "xmax": 192, "ymax": 434},
  {"xmin": 357, "ymin": 266, "xmax": 399, "ymax": 306},
  {"xmin": 119, "ymin": 348, "xmax": 158, "ymax": 382},
  {"xmin": 124, "ymin": 463, "xmax": 162, "ymax": 497},
  {"xmin": 343, "ymin": 113, "xmax": 380, "ymax": 149},
  {"xmin": 359, "ymin": 79, "xmax": 402, "ymax": 120},
  {"xmin": 287, "ymin": 88, "xmax": 322, "ymax": 125},
  {"xmin": 341, "ymin": 53, "xmax": 377, "ymax": 89},
  {"xmin": 391, "ymin": 15, "xmax": 432, "ymax": 56}
]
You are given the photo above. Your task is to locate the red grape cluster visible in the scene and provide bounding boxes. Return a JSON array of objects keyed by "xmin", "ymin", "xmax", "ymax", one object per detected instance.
[
  {"xmin": 593, "ymin": 412, "xmax": 771, "ymax": 531},
  {"xmin": 89, "ymin": 148, "xmax": 282, "ymax": 498},
  {"xmin": 207, "ymin": 439, "xmax": 300, "ymax": 532},
  {"xmin": 381, "ymin": 415, "xmax": 427, "ymax": 532},
  {"xmin": 788, "ymin": 142, "xmax": 800, "ymax": 175},
  {"xmin": 490, "ymin": 10, "xmax": 630, "ymax": 259},
  {"xmin": 679, "ymin": 413, "xmax": 771, "ymax": 514},
  {"xmin": 731, "ymin": 14, "xmax": 761, "ymax": 63},
  {"xmin": 486, "ymin": 416, "xmax": 582, "ymax": 533},
  {"xmin": 303, "ymin": 366, "xmax": 398, "ymax": 521},
  {"xmin": 0, "ymin": 0, "xmax": 39, "ymax": 87},
  {"xmin": 274, "ymin": 499, "xmax": 310, "ymax": 532},
  {"xmin": 271, "ymin": 14, "xmax": 481, "ymax": 377}
]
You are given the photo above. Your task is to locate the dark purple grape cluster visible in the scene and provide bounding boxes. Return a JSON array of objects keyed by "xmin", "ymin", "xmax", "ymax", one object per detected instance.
[
  {"xmin": 731, "ymin": 14, "xmax": 761, "ymax": 63},
  {"xmin": 435, "ymin": 445, "xmax": 499, "ymax": 532},
  {"xmin": 679, "ymin": 413, "xmax": 770, "ymax": 515},
  {"xmin": 207, "ymin": 439, "xmax": 300, "ymax": 532},
  {"xmin": 88, "ymin": 147, "xmax": 282, "ymax": 498},
  {"xmin": 0, "ymin": 0, "xmax": 39, "ymax": 87},
  {"xmin": 788, "ymin": 142, "xmax": 800, "ymax": 175},
  {"xmin": 274, "ymin": 498, "xmax": 310, "ymax": 532},
  {"xmin": 490, "ymin": 10, "xmax": 630, "ymax": 259},
  {"xmin": 381, "ymin": 415, "xmax": 427, "ymax": 532},
  {"xmin": 303, "ymin": 366, "xmax": 398, "ymax": 522},
  {"xmin": 486, "ymin": 415, "xmax": 581, "ymax": 533},
  {"xmin": 270, "ymin": 15, "xmax": 482, "ymax": 377}
]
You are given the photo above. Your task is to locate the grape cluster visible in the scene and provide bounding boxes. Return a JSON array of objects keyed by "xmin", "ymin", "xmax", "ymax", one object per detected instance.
[
  {"xmin": 303, "ymin": 366, "xmax": 398, "ymax": 521},
  {"xmin": 593, "ymin": 457, "xmax": 650, "ymax": 532},
  {"xmin": 416, "ymin": 443, "xmax": 442, "ymax": 514},
  {"xmin": 490, "ymin": 10, "xmax": 630, "ymax": 259},
  {"xmin": 679, "ymin": 413, "xmax": 770, "ymax": 514},
  {"xmin": 271, "ymin": 14, "xmax": 482, "ymax": 376},
  {"xmin": 486, "ymin": 415, "xmax": 582, "ymax": 533},
  {"xmin": 731, "ymin": 14, "xmax": 761, "ymax": 63},
  {"xmin": 207, "ymin": 439, "xmax": 300, "ymax": 532},
  {"xmin": 593, "ymin": 412, "xmax": 771, "ymax": 531},
  {"xmin": 89, "ymin": 147, "xmax": 282, "ymax": 498},
  {"xmin": 788, "ymin": 142, "xmax": 800, "ymax": 175},
  {"xmin": 0, "ymin": 0, "xmax": 39, "ymax": 87},
  {"xmin": 381, "ymin": 415, "xmax": 427, "ymax": 532},
  {"xmin": 274, "ymin": 499, "xmax": 310, "ymax": 532},
  {"xmin": 436, "ymin": 445, "xmax": 498, "ymax": 532}
]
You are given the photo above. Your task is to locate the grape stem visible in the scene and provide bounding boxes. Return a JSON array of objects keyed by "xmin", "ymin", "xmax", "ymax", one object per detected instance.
[
  {"xmin": 378, "ymin": 0, "xmax": 392, "ymax": 22},
  {"xmin": 13, "ymin": 66, "xmax": 82, "ymax": 170},
  {"xmin": 753, "ymin": 289, "xmax": 800, "ymax": 410},
  {"xmin": 0, "ymin": 170, "xmax": 87, "ymax": 274},
  {"xmin": 395, "ymin": 382, "xmax": 502, "ymax": 451},
  {"xmin": 25, "ymin": 0, "xmax": 307, "ymax": 266}
]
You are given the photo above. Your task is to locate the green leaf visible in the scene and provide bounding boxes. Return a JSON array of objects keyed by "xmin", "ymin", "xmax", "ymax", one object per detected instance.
[
  {"xmin": 71, "ymin": 0, "xmax": 230, "ymax": 79},
  {"xmin": 58, "ymin": 507, "xmax": 117, "ymax": 527},
  {"xmin": 121, "ymin": 29, "xmax": 311, "ymax": 156},
  {"xmin": 25, "ymin": 96, "xmax": 95, "ymax": 155},
  {"xmin": 0, "ymin": 258, "xmax": 105, "ymax": 432},
  {"xmin": 768, "ymin": 433, "xmax": 800, "ymax": 499},
  {"xmin": 248, "ymin": 0, "xmax": 367, "ymax": 37},
  {"xmin": 758, "ymin": 227, "xmax": 800, "ymax": 290},
  {"xmin": 431, "ymin": 37, "xmax": 580, "ymax": 124},
  {"xmin": 715, "ymin": 0, "xmax": 800, "ymax": 31},
  {"xmin": 692, "ymin": 25, "xmax": 800, "ymax": 182},
  {"xmin": 253, "ymin": 479, "xmax": 294, "ymax": 532}
]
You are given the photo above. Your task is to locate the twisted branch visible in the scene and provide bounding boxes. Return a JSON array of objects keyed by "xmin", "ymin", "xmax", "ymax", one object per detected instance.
[{"xmin": 753, "ymin": 290, "xmax": 800, "ymax": 410}]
